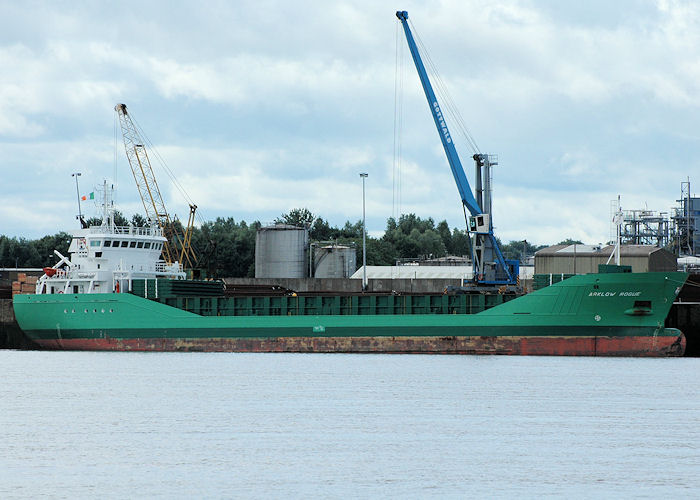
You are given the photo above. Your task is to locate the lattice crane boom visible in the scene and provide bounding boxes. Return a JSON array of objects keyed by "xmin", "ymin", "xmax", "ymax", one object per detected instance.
[{"xmin": 115, "ymin": 103, "xmax": 197, "ymax": 268}]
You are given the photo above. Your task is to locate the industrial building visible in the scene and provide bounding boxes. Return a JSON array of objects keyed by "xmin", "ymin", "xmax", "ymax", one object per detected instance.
[{"xmin": 534, "ymin": 244, "xmax": 677, "ymax": 274}]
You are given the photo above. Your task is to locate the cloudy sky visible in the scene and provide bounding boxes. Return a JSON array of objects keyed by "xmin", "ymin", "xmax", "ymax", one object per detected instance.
[{"xmin": 1, "ymin": 0, "xmax": 699, "ymax": 245}]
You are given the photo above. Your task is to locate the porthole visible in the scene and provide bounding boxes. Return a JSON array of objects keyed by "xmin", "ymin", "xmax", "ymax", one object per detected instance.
[
  {"xmin": 71, "ymin": 309, "xmax": 75, "ymax": 313},
  {"xmin": 109, "ymin": 309, "xmax": 114, "ymax": 313},
  {"xmin": 101, "ymin": 309, "xmax": 105, "ymax": 313},
  {"xmin": 84, "ymin": 309, "xmax": 88, "ymax": 313},
  {"xmin": 93, "ymin": 309, "xmax": 97, "ymax": 313},
  {"xmin": 63, "ymin": 309, "xmax": 67, "ymax": 314}
]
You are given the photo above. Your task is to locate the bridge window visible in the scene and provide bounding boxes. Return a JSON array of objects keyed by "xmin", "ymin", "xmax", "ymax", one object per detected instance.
[
  {"xmin": 137, "ymin": 241, "xmax": 144, "ymax": 248},
  {"xmin": 104, "ymin": 240, "xmax": 112, "ymax": 247},
  {"xmin": 121, "ymin": 241, "xmax": 128, "ymax": 248},
  {"xmin": 130, "ymin": 241, "xmax": 137, "ymax": 248},
  {"xmin": 144, "ymin": 242, "xmax": 151, "ymax": 249},
  {"xmin": 90, "ymin": 240, "xmax": 101, "ymax": 247}
]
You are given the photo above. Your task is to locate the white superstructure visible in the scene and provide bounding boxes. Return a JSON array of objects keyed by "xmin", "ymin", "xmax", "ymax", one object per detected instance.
[{"xmin": 36, "ymin": 184, "xmax": 185, "ymax": 295}]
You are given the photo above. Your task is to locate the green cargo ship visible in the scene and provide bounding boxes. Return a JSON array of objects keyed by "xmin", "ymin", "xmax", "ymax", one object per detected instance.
[{"xmin": 13, "ymin": 269, "xmax": 688, "ymax": 356}]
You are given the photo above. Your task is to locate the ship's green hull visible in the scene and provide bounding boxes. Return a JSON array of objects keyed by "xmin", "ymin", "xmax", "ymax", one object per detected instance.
[{"xmin": 12, "ymin": 271, "xmax": 689, "ymax": 356}]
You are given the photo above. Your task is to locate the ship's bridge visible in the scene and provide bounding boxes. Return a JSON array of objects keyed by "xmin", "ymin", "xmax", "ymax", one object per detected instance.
[
  {"xmin": 37, "ymin": 223, "xmax": 185, "ymax": 295},
  {"xmin": 68, "ymin": 225, "xmax": 167, "ymax": 273}
]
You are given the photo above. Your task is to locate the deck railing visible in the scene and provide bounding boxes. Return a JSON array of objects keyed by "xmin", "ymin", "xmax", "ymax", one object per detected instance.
[{"xmin": 88, "ymin": 225, "xmax": 162, "ymax": 237}]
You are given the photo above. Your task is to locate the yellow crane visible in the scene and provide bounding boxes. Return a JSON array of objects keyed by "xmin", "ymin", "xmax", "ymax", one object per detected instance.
[{"xmin": 114, "ymin": 103, "xmax": 197, "ymax": 269}]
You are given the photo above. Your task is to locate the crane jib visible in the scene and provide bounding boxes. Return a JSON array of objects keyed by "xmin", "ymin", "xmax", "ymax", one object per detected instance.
[
  {"xmin": 396, "ymin": 11, "xmax": 480, "ymax": 216},
  {"xmin": 396, "ymin": 10, "xmax": 516, "ymax": 285}
]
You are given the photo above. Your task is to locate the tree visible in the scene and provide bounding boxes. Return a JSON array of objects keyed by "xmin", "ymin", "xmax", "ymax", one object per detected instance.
[
  {"xmin": 365, "ymin": 238, "xmax": 396, "ymax": 266},
  {"xmin": 33, "ymin": 232, "xmax": 72, "ymax": 266},
  {"xmin": 451, "ymin": 228, "xmax": 471, "ymax": 256},
  {"xmin": 436, "ymin": 220, "xmax": 453, "ymax": 254},
  {"xmin": 131, "ymin": 214, "xmax": 147, "ymax": 227},
  {"xmin": 85, "ymin": 210, "xmax": 130, "ymax": 227},
  {"xmin": 310, "ymin": 217, "xmax": 333, "ymax": 241},
  {"xmin": 192, "ymin": 217, "xmax": 259, "ymax": 278},
  {"xmin": 275, "ymin": 208, "xmax": 315, "ymax": 228},
  {"xmin": 381, "ymin": 214, "xmax": 445, "ymax": 259}
]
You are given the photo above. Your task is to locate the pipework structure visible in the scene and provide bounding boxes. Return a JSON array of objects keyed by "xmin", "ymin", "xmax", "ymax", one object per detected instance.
[
  {"xmin": 620, "ymin": 209, "xmax": 671, "ymax": 248},
  {"xmin": 673, "ymin": 180, "xmax": 700, "ymax": 256}
]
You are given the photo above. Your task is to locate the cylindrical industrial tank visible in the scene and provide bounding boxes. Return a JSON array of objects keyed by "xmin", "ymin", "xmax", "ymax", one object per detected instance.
[
  {"xmin": 255, "ymin": 225, "xmax": 309, "ymax": 278},
  {"xmin": 313, "ymin": 245, "xmax": 357, "ymax": 278}
]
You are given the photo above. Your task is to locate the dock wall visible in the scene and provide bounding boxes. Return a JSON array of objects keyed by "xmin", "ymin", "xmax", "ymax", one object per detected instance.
[{"xmin": 0, "ymin": 299, "xmax": 36, "ymax": 349}]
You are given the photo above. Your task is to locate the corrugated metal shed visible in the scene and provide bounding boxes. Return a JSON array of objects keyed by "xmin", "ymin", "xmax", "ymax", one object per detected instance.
[
  {"xmin": 534, "ymin": 244, "xmax": 676, "ymax": 274},
  {"xmin": 350, "ymin": 265, "xmax": 535, "ymax": 281},
  {"xmin": 350, "ymin": 266, "xmax": 474, "ymax": 280}
]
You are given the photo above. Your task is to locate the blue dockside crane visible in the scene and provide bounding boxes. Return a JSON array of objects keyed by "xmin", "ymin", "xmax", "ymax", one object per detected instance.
[{"xmin": 396, "ymin": 10, "xmax": 518, "ymax": 286}]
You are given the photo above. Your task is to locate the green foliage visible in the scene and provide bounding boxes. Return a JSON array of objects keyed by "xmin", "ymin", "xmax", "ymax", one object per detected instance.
[
  {"xmin": 85, "ymin": 210, "xmax": 130, "ymax": 227},
  {"xmin": 193, "ymin": 217, "xmax": 260, "ymax": 278},
  {"xmin": 381, "ymin": 214, "xmax": 446, "ymax": 260},
  {"xmin": 450, "ymin": 228, "xmax": 471, "ymax": 256},
  {"xmin": 557, "ymin": 238, "xmax": 584, "ymax": 245},
  {"xmin": 131, "ymin": 214, "xmax": 148, "ymax": 227},
  {"xmin": 310, "ymin": 217, "xmax": 333, "ymax": 240},
  {"xmin": 0, "ymin": 232, "xmax": 71, "ymax": 268},
  {"xmin": 275, "ymin": 208, "xmax": 315, "ymax": 228}
]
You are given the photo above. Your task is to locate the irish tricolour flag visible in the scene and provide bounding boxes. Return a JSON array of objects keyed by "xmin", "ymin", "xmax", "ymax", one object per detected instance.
[{"xmin": 81, "ymin": 192, "xmax": 94, "ymax": 201}]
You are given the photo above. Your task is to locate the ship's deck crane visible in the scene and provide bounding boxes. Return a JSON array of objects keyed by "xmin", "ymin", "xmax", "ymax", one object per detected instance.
[
  {"xmin": 396, "ymin": 11, "xmax": 518, "ymax": 286},
  {"xmin": 115, "ymin": 103, "xmax": 197, "ymax": 269}
]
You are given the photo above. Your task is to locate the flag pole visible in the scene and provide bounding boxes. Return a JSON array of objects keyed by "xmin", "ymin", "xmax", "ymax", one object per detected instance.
[{"xmin": 72, "ymin": 172, "xmax": 82, "ymax": 222}]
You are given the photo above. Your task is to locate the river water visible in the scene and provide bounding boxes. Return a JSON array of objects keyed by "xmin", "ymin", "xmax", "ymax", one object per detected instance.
[{"xmin": 1, "ymin": 351, "xmax": 698, "ymax": 499}]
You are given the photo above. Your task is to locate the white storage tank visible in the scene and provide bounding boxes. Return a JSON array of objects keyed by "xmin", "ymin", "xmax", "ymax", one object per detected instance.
[
  {"xmin": 255, "ymin": 225, "xmax": 309, "ymax": 278},
  {"xmin": 313, "ymin": 245, "xmax": 357, "ymax": 278}
]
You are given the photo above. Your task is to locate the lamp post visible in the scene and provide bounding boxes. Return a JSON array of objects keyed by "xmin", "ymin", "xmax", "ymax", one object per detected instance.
[
  {"xmin": 72, "ymin": 172, "xmax": 82, "ymax": 222},
  {"xmin": 360, "ymin": 173, "xmax": 368, "ymax": 291}
]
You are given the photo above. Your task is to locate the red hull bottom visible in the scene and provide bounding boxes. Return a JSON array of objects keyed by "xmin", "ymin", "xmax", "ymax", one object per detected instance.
[{"xmin": 34, "ymin": 334, "xmax": 686, "ymax": 356}]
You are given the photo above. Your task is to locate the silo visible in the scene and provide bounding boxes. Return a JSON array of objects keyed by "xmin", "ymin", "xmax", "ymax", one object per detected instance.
[
  {"xmin": 255, "ymin": 225, "xmax": 309, "ymax": 278},
  {"xmin": 313, "ymin": 245, "xmax": 357, "ymax": 278}
]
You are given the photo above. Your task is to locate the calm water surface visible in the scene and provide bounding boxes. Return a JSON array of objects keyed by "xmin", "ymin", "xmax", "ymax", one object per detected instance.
[{"xmin": 1, "ymin": 351, "xmax": 698, "ymax": 499}]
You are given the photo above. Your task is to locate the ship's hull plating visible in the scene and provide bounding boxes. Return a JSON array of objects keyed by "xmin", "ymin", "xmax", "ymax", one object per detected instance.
[
  {"xmin": 31, "ymin": 333, "xmax": 685, "ymax": 356},
  {"xmin": 13, "ymin": 272, "xmax": 689, "ymax": 356}
]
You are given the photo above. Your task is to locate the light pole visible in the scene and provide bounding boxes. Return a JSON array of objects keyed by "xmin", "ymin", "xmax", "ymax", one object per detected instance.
[
  {"xmin": 72, "ymin": 172, "xmax": 82, "ymax": 222},
  {"xmin": 360, "ymin": 173, "xmax": 368, "ymax": 291}
]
